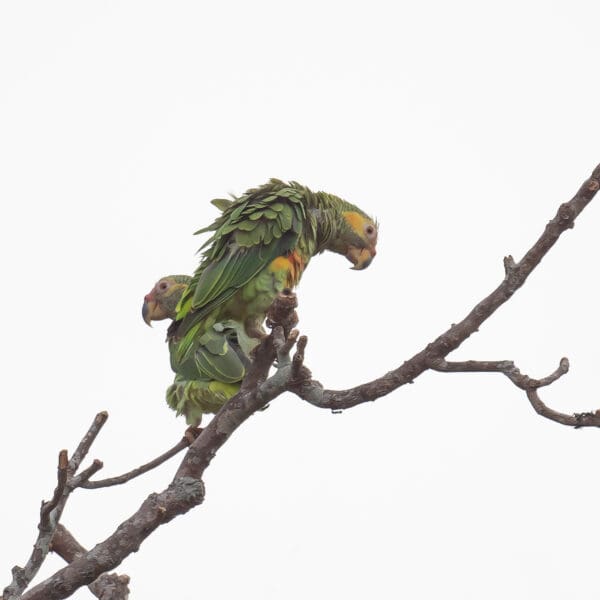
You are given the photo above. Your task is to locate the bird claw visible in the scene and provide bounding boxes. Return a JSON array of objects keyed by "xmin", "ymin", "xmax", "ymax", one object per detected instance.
[{"xmin": 184, "ymin": 426, "xmax": 203, "ymax": 444}]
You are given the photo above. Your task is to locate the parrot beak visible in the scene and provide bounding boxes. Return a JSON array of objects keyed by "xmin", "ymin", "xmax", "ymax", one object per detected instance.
[
  {"xmin": 142, "ymin": 298, "xmax": 154, "ymax": 326},
  {"xmin": 142, "ymin": 295, "xmax": 168, "ymax": 326},
  {"xmin": 347, "ymin": 246, "xmax": 377, "ymax": 271}
]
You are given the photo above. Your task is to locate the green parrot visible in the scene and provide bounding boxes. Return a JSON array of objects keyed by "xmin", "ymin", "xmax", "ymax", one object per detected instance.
[
  {"xmin": 142, "ymin": 275, "xmax": 249, "ymax": 426},
  {"xmin": 172, "ymin": 179, "xmax": 378, "ymax": 364}
]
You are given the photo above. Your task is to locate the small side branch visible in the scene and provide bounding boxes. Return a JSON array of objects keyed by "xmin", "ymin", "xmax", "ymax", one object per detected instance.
[
  {"xmin": 70, "ymin": 459, "xmax": 104, "ymax": 489},
  {"xmin": 428, "ymin": 357, "xmax": 597, "ymax": 427},
  {"xmin": 429, "ymin": 357, "xmax": 570, "ymax": 390},
  {"xmin": 523, "ymin": 389, "xmax": 600, "ymax": 428},
  {"xmin": 3, "ymin": 413, "xmax": 109, "ymax": 600},
  {"xmin": 69, "ymin": 411, "xmax": 108, "ymax": 474},
  {"xmin": 41, "ymin": 450, "xmax": 69, "ymax": 522},
  {"xmin": 81, "ymin": 438, "xmax": 190, "ymax": 489},
  {"xmin": 3, "ymin": 451, "xmax": 70, "ymax": 600}
]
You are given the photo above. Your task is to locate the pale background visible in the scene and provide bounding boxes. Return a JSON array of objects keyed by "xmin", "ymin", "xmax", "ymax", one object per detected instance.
[{"xmin": 2, "ymin": 2, "xmax": 600, "ymax": 599}]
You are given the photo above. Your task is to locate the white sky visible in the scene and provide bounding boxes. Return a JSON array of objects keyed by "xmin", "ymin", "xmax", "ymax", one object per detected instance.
[{"xmin": 2, "ymin": 1, "xmax": 600, "ymax": 598}]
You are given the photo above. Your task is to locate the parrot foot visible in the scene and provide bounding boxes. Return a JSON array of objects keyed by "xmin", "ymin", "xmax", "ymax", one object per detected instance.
[
  {"xmin": 244, "ymin": 317, "xmax": 268, "ymax": 340},
  {"xmin": 184, "ymin": 426, "xmax": 203, "ymax": 445},
  {"xmin": 266, "ymin": 290, "xmax": 299, "ymax": 332}
]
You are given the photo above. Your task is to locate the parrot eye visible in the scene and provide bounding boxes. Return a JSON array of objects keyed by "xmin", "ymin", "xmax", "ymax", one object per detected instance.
[
  {"xmin": 365, "ymin": 224, "xmax": 376, "ymax": 238},
  {"xmin": 158, "ymin": 281, "xmax": 169, "ymax": 292}
]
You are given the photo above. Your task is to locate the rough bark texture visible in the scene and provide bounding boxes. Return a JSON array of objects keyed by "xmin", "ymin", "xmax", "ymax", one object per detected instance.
[{"xmin": 51, "ymin": 526, "xmax": 130, "ymax": 599}]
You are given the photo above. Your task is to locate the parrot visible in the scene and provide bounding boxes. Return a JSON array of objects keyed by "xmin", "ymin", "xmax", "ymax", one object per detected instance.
[
  {"xmin": 171, "ymin": 178, "xmax": 378, "ymax": 366},
  {"xmin": 142, "ymin": 275, "xmax": 249, "ymax": 426}
]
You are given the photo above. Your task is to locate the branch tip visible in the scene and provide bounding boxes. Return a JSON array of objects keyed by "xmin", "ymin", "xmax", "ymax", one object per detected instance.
[
  {"xmin": 503, "ymin": 255, "xmax": 516, "ymax": 275},
  {"xmin": 58, "ymin": 450, "xmax": 69, "ymax": 470}
]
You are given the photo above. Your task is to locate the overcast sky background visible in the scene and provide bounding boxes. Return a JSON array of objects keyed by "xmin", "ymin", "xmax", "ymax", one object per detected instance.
[{"xmin": 2, "ymin": 2, "xmax": 600, "ymax": 599}]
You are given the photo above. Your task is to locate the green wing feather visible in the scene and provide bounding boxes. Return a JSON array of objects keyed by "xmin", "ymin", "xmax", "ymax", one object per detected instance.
[
  {"xmin": 175, "ymin": 181, "xmax": 306, "ymax": 336},
  {"xmin": 211, "ymin": 198, "xmax": 234, "ymax": 212},
  {"xmin": 170, "ymin": 325, "xmax": 246, "ymax": 384},
  {"xmin": 188, "ymin": 229, "xmax": 296, "ymax": 316}
]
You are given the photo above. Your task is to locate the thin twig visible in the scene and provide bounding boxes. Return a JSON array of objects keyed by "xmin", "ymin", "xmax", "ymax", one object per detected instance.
[
  {"xmin": 3, "ymin": 416, "xmax": 110, "ymax": 600},
  {"xmin": 429, "ymin": 356, "xmax": 595, "ymax": 426},
  {"xmin": 3, "ymin": 452, "xmax": 70, "ymax": 600},
  {"xmin": 525, "ymin": 388, "xmax": 600, "ymax": 428},
  {"xmin": 290, "ymin": 335, "xmax": 309, "ymax": 383},
  {"xmin": 41, "ymin": 450, "xmax": 69, "ymax": 522},
  {"xmin": 70, "ymin": 459, "xmax": 104, "ymax": 489},
  {"xmin": 428, "ymin": 357, "xmax": 570, "ymax": 390},
  {"xmin": 69, "ymin": 411, "xmax": 108, "ymax": 475},
  {"xmin": 81, "ymin": 438, "xmax": 189, "ymax": 489}
]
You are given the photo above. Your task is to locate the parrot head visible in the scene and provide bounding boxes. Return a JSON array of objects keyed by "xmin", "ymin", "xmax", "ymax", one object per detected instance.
[
  {"xmin": 142, "ymin": 275, "xmax": 191, "ymax": 326},
  {"xmin": 327, "ymin": 208, "xmax": 378, "ymax": 270}
]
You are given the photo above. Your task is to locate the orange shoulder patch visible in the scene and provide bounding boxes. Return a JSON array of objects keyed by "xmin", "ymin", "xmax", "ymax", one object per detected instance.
[
  {"xmin": 269, "ymin": 250, "xmax": 307, "ymax": 287},
  {"xmin": 269, "ymin": 256, "xmax": 291, "ymax": 273}
]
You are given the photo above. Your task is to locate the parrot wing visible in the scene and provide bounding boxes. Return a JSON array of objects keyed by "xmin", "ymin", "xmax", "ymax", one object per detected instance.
[
  {"xmin": 170, "ymin": 325, "xmax": 247, "ymax": 384},
  {"xmin": 192, "ymin": 328, "xmax": 246, "ymax": 384},
  {"xmin": 176, "ymin": 184, "xmax": 306, "ymax": 329}
]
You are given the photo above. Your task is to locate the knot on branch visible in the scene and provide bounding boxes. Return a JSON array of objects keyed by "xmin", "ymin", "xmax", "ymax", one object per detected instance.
[
  {"xmin": 587, "ymin": 179, "xmax": 600, "ymax": 193},
  {"xmin": 90, "ymin": 572, "xmax": 130, "ymax": 599},
  {"xmin": 503, "ymin": 255, "xmax": 521, "ymax": 291},
  {"xmin": 131, "ymin": 478, "xmax": 206, "ymax": 530},
  {"xmin": 573, "ymin": 412, "xmax": 600, "ymax": 429},
  {"xmin": 289, "ymin": 335, "xmax": 312, "ymax": 387},
  {"xmin": 503, "ymin": 255, "xmax": 517, "ymax": 275},
  {"xmin": 557, "ymin": 203, "xmax": 575, "ymax": 228}
]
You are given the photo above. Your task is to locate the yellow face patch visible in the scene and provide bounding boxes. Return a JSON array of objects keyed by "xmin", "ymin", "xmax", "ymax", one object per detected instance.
[{"xmin": 343, "ymin": 211, "xmax": 370, "ymax": 239}]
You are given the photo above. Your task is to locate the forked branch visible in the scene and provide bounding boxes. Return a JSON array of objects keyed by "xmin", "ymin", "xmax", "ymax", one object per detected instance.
[{"xmin": 50, "ymin": 526, "xmax": 130, "ymax": 600}]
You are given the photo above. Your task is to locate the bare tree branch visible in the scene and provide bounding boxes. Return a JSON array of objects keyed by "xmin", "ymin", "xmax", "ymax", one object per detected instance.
[
  {"xmin": 70, "ymin": 459, "xmax": 104, "ymax": 490},
  {"xmin": 80, "ymin": 438, "xmax": 190, "ymax": 489},
  {"xmin": 41, "ymin": 450, "xmax": 69, "ymax": 521},
  {"xmin": 51, "ymin": 526, "xmax": 130, "ymax": 600},
  {"xmin": 3, "ymin": 414, "xmax": 114, "ymax": 600},
  {"xmin": 428, "ymin": 356, "xmax": 599, "ymax": 427},
  {"xmin": 428, "ymin": 356, "xmax": 570, "ymax": 389},
  {"xmin": 3, "ymin": 451, "xmax": 70, "ymax": 600},
  {"xmin": 292, "ymin": 164, "xmax": 600, "ymax": 412},
  {"xmin": 69, "ymin": 412, "xmax": 108, "ymax": 475}
]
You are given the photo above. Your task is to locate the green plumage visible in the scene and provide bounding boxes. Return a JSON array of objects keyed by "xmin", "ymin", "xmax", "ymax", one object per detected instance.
[
  {"xmin": 172, "ymin": 179, "xmax": 378, "ymax": 368},
  {"xmin": 166, "ymin": 376, "xmax": 240, "ymax": 427},
  {"xmin": 143, "ymin": 275, "xmax": 248, "ymax": 426},
  {"xmin": 144, "ymin": 179, "xmax": 377, "ymax": 426}
]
